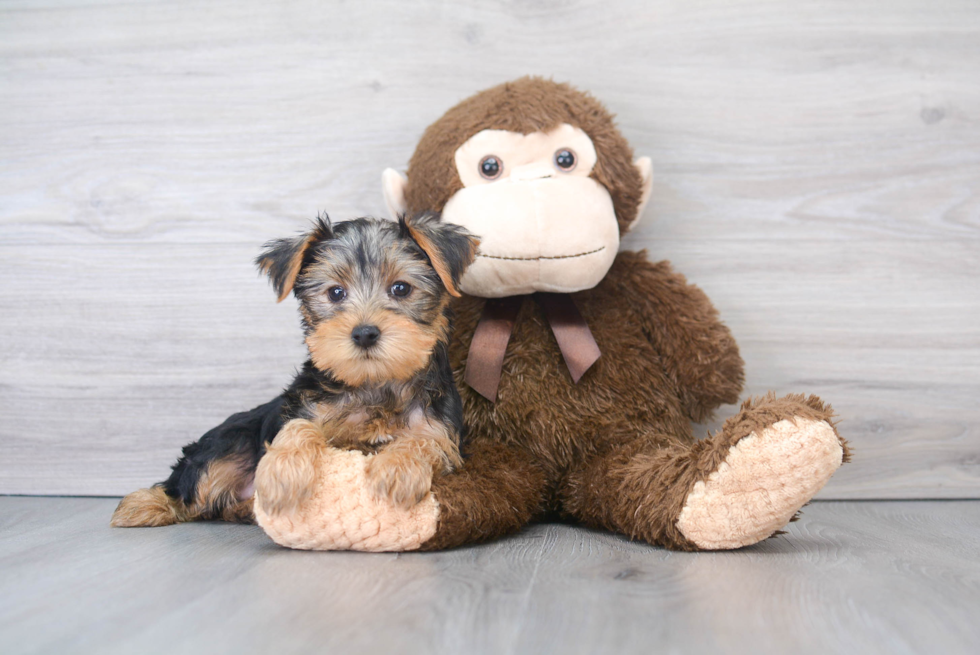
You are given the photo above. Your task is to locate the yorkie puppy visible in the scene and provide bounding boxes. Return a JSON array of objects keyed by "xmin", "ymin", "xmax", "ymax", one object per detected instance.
[{"xmin": 111, "ymin": 212, "xmax": 479, "ymax": 527}]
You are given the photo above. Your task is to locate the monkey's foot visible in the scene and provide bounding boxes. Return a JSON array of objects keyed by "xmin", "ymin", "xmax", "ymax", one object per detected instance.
[
  {"xmin": 676, "ymin": 397, "xmax": 847, "ymax": 550},
  {"xmin": 254, "ymin": 447, "xmax": 439, "ymax": 552}
]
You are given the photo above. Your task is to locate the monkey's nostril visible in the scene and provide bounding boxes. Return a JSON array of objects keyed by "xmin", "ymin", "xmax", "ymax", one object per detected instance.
[{"xmin": 351, "ymin": 324, "xmax": 381, "ymax": 349}]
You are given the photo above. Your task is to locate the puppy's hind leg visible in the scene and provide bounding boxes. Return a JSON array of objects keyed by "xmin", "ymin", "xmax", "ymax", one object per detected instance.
[
  {"xmin": 111, "ymin": 396, "xmax": 284, "ymax": 527},
  {"xmin": 111, "ymin": 454, "xmax": 256, "ymax": 527},
  {"xmin": 111, "ymin": 486, "xmax": 187, "ymax": 527}
]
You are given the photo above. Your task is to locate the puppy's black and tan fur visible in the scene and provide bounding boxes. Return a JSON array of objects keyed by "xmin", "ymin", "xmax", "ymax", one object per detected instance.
[{"xmin": 111, "ymin": 213, "xmax": 479, "ymax": 527}]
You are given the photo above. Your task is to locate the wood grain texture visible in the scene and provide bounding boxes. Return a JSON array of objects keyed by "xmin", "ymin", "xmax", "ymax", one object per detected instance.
[
  {"xmin": 1, "ymin": 0, "xmax": 978, "ymax": 496},
  {"xmin": 1, "ymin": 498, "xmax": 978, "ymax": 654}
]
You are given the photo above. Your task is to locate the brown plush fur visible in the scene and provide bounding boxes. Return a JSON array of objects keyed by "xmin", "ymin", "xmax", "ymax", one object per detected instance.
[
  {"xmin": 421, "ymin": 439, "xmax": 548, "ymax": 551},
  {"xmin": 561, "ymin": 392, "xmax": 845, "ymax": 551},
  {"xmin": 416, "ymin": 253, "xmax": 746, "ymax": 547},
  {"xmin": 405, "ymin": 77, "xmax": 645, "ymax": 233},
  {"xmin": 415, "ymin": 257, "xmax": 850, "ymax": 549},
  {"xmin": 454, "ymin": 253, "xmax": 740, "ymax": 480},
  {"xmin": 392, "ymin": 78, "xmax": 852, "ymax": 550}
]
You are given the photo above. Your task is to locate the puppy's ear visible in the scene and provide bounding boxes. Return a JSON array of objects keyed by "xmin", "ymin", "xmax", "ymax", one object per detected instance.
[
  {"xmin": 256, "ymin": 215, "xmax": 334, "ymax": 302},
  {"xmin": 400, "ymin": 211, "xmax": 479, "ymax": 298}
]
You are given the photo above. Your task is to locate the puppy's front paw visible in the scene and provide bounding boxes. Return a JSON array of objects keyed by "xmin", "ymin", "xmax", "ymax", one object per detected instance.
[
  {"xmin": 365, "ymin": 449, "xmax": 433, "ymax": 509},
  {"xmin": 254, "ymin": 419, "xmax": 324, "ymax": 516}
]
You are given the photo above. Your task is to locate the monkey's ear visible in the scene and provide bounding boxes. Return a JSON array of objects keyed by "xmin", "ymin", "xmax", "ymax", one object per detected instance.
[
  {"xmin": 401, "ymin": 211, "xmax": 479, "ymax": 298},
  {"xmin": 255, "ymin": 215, "xmax": 334, "ymax": 302},
  {"xmin": 382, "ymin": 168, "xmax": 409, "ymax": 220},
  {"xmin": 626, "ymin": 157, "xmax": 654, "ymax": 232}
]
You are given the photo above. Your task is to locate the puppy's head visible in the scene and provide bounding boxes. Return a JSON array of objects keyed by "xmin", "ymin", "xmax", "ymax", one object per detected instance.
[{"xmin": 257, "ymin": 213, "xmax": 479, "ymax": 387}]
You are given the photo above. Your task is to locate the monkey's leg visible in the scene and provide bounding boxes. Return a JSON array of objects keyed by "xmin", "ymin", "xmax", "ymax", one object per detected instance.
[
  {"xmin": 254, "ymin": 437, "xmax": 547, "ymax": 552},
  {"xmin": 420, "ymin": 439, "xmax": 547, "ymax": 550},
  {"xmin": 560, "ymin": 394, "xmax": 850, "ymax": 551},
  {"xmin": 110, "ymin": 396, "xmax": 284, "ymax": 527}
]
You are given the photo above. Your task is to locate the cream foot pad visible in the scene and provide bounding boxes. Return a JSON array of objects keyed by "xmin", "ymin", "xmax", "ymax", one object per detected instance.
[
  {"xmin": 676, "ymin": 418, "xmax": 843, "ymax": 550},
  {"xmin": 254, "ymin": 448, "xmax": 439, "ymax": 552}
]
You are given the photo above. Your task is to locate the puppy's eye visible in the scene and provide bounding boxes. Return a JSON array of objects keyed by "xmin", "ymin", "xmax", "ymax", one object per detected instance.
[
  {"xmin": 327, "ymin": 286, "xmax": 346, "ymax": 302},
  {"xmin": 554, "ymin": 149, "xmax": 576, "ymax": 171},
  {"xmin": 479, "ymin": 155, "xmax": 502, "ymax": 180},
  {"xmin": 390, "ymin": 281, "xmax": 412, "ymax": 298}
]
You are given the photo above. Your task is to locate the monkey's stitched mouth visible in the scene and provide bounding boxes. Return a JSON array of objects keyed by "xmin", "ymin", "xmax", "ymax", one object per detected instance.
[{"xmin": 476, "ymin": 246, "xmax": 606, "ymax": 262}]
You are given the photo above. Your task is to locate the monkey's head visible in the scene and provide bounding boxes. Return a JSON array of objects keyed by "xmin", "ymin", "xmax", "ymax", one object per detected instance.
[{"xmin": 383, "ymin": 77, "xmax": 653, "ymax": 298}]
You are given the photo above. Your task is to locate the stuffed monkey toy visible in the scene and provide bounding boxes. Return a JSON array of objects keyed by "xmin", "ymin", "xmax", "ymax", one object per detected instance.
[
  {"xmin": 112, "ymin": 77, "xmax": 850, "ymax": 551},
  {"xmin": 253, "ymin": 77, "xmax": 850, "ymax": 551}
]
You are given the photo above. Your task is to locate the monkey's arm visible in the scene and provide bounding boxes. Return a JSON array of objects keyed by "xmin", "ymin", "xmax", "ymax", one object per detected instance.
[
  {"xmin": 253, "ymin": 431, "xmax": 547, "ymax": 552},
  {"xmin": 615, "ymin": 251, "xmax": 745, "ymax": 422},
  {"xmin": 420, "ymin": 437, "xmax": 546, "ymax": 550}
]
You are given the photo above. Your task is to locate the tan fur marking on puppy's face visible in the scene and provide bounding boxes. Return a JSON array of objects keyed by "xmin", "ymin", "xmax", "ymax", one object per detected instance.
[
  {"xmin": 294, "ymin": 219, "xmax": 454, "ymax": 386},
  {"xmin": 305, "ymin": 296, "xmax": 450, "ymax": 386}
]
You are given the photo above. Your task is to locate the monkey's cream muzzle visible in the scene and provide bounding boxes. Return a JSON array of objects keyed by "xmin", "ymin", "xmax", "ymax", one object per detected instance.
[
  {"xmin": 441, "ymin": 176, "xmax": 620, "ymax": 297},
  {"xmin": 440, "ymin": 124, "xmax": 620, "ymax": 298}
]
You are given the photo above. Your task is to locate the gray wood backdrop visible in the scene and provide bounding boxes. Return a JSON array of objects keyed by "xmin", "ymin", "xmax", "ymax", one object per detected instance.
[{"xmin": 1, "ymin": 0, "xmax": 977, "ymax": 498}]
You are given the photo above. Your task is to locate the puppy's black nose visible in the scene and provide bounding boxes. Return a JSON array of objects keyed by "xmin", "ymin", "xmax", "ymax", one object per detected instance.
[{"xmin": 351, "ymin": 324, "xmax": 381, "ymax": 349}]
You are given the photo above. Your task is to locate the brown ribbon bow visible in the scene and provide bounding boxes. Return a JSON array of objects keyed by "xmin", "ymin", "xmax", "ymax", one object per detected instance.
[{"xmin": 464, "ymin": 293, "xmax": 601, "ymax": 402}]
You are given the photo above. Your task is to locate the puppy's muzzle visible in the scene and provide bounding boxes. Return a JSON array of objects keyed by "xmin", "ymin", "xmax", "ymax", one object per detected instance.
[{"xmin": 351, "ymin": 324, "xmax": 381, "ymax": 349}]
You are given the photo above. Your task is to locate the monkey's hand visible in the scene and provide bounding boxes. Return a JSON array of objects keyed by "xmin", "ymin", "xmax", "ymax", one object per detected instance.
[
  {"xmin": 253, "ymin": 441, "xmax": 439, "ymax": 551},
  {"xmin": 619, "ymin": 252, "xmax": 744, "ymax": 422}
]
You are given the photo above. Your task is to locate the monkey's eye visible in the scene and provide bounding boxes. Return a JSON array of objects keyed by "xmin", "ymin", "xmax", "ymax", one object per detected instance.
[
  {"xmin": 554, "ymin": 149, "xmax": 577, "ymax": 171},
  {"xmin": 390, "ymin": 281, "xmax": 412, "ymax": 298},
  {"xmin": 327, "ymin": 286, "xmax": 347, "ymax": 302},
  {"xmin": 479, "ymin": 155, "xmax": 503, "ymax": 180}
]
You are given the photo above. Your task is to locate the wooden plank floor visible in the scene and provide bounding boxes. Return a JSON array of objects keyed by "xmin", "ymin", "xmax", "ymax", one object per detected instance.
[{"xmin": 1, "ymin": 498, "xmax": 977, "ymax": 655}]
